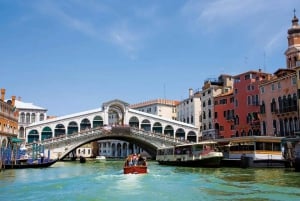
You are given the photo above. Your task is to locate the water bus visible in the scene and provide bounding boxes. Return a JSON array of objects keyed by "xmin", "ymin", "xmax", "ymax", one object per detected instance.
[
  {"xmin": 216, "ymin": 136, "xmax": 285, "ymax": 168},
  {"xmin": 156, "ymin": 141, "xmax": 223, "ymax": 167}
]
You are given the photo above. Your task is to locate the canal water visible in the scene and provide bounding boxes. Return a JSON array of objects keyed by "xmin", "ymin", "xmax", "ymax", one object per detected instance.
[{"xmin": 1, "ymin": 160, "xmax": 300, "ymax": 201}]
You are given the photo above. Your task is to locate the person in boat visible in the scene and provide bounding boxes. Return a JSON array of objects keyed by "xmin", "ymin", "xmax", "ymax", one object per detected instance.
[
  {"xmin": 137, "ymin": 154, "xmax": 146, "ymax": 166},
  {"xmin": 40, "ymin": 153, "xmax": 44, "ymax": 163},
  {"xmin": 132, "ymin": 153, "xmax": 138, "ymax": 166},
  {"xmin": 125, "ymin": 155, "xmax": 133, "ymax": 167}
]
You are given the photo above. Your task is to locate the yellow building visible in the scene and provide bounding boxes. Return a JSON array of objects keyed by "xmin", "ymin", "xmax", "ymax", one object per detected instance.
[{"xmin": 0, "ymin": 88, "xmax": 19, "ymax": 149}]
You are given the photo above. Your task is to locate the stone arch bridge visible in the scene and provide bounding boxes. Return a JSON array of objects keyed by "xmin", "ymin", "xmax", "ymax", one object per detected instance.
[{"xmin": 25, "ymin": 99, "xmax": 199, "ymax": 159}]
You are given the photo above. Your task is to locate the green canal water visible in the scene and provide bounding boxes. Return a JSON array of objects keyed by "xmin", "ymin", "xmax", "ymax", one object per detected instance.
[{"xmin": 1, "ymin": 160, "xmax": 300, "ymax": 201}]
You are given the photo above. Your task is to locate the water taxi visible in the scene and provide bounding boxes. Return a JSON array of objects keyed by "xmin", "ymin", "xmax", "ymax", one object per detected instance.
[
  {"xmin": 123, "ymin": 154, "xmax": 147, "ymax": 174},
  {"xmin": 216, "ymin": 136, "xmax": 285, "ymax": 168},
  {"xmin": 156, "ymin": 141, "xmax": 223, "ymax": 167}
]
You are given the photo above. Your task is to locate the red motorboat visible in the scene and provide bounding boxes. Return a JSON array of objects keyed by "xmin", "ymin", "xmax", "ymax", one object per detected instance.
[{"xmin": 123, "ymin": 154, "xmax": 147, "ymax": 174}]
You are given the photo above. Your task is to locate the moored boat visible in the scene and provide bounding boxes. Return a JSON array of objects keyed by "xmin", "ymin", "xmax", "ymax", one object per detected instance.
[
  {"xmin": 156, "ymin": 141, "xmax": 223, "ymax": 167},
  {"xmin": 95, "ymin": 155, "xmax": 106, "ymax": 162},
  {"xmin": 123, "ymin": 154, "xmax": 147, "ymax": 174},
  {"xmin": 2, "ymin": 158, "xmax": 58, "ymax": 169},
  {"xmin": 216, "ymin": 136, "xmax": 285, "ymax": 168}
]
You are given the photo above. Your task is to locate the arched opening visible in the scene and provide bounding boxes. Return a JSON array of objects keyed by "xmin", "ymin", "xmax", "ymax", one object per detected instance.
[
  {"xmin": 68, "ymin": 121, "xmax": 78, "ymax": 134},
  {"xmin": 41, "ymin": 126, "xmax": 52, "ymax": 140},
  {"xmin": 55, "ymin": 124, "xmax": 66, "ymax": 137},
  {"xmin": 187, "ymin": 131, "xmax": 197, "ymax": 142},
  {"xmin": 175, "ymin": 128, "xmax": 185, "ymax": 140},
  {"xmin": 141, "ymin": 119, "xmax": 151, "ymax": 131},
  {"xmin": 129, "ymin": 116, "xmax": 139, "ymax": 128},
  {"xmin": 93, "ymin": 116, "xmax": 103, "ymax": 128},
  {"xmin": 80, "ymin": 118, "xmax": 91, "ymax": 131},
  {"xmin": 19, "ymin": 127, "xmax": 25, "ymax": 138},
  {"xmin": 28, "ymin": 129, "xmax": 39, "ymax": 143},
  {"xmin": 164, "ymin": 125, "xmax": 174, "ymax": 137},
  {"xmin": 152, "ymin": 122, "xmax": 163, "ymax": 134}
]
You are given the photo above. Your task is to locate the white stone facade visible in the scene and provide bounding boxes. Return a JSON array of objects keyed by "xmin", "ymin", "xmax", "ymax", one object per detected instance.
[
  {"xmin": 130, "ymin": 99, "xmax": 178, "ymax": 120},
  {"xmin": 15, "ymin": 99, "xmax": 47, "ymax": 139},
  {"xmin": 177, "ymin": 88, "xmax": 202, "ymax": 140}
]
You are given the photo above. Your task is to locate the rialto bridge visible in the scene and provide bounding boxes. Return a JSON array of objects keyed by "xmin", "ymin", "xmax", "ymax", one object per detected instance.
[{"xmin": 25, "ymin": 99, "xmax": 199, "ymax": 159}]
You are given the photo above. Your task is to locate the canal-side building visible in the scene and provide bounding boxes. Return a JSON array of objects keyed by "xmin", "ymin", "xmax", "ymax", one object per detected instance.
[
  {"xmin": 176, "ymin": 88, "xmax": 201, "ymax": 140},
  {"xmin": 14, "ymin": 99, "xmax": 47, "ymax": 140},
  {"xmin": 214, "ymin": 90, "xmax": 235, "ymax": 138},
  {"xmin": 233, "ymin": 69, "xmax": 271, "ymax": 137},
  {"xmin": 258, "ymin": 13, "xmax": 300, "ymax": 137},
  {"xmin": 200, "ymin": 74, "xmax": 234, "ymax": 139},
  {"xmin": 0, "ymin": 88, "xmax": 18, "ymax": 150},
  {"xmin": 130, "ymin": 99, "xmax": 179, "ymax": 120},
  {"xmin": 259, "ymin": 69, "xmax": 298, "ymax": 136}
]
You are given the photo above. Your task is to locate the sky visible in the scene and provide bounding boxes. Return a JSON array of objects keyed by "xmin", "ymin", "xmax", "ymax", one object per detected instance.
[{"xmin": 1, "ymin": 0, "xmax": 300, "ymax": 116}]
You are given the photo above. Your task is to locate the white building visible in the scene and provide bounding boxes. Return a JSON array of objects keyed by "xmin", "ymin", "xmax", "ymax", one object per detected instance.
[
  {"xmin": 130, "ymin": 99, "xmax": 179, "ymax": 120},
  {"xmin": 177, "ymin": 88, "xmax": 201, "ymax": 140},
  {"xmin": 14, "ymin": 99, "xmax": 47, "ymax": 139}
]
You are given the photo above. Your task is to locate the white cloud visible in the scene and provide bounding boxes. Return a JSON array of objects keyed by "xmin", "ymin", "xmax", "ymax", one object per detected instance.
[{"xmin": 34, "ymin": 1, "xmax": 98, "ymax": 37}]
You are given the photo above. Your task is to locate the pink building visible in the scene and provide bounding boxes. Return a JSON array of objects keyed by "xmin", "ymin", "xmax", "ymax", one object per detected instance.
[
  {"xmin": 259, "ymin": 13, "xmax": 300, "ymax": 137},
  {"xmin": 259, "ymin": 69, "xmax": 298, "ymax": 136}
]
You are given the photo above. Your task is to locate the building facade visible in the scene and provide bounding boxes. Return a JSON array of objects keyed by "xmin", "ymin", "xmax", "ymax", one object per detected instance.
[
  {"xmin": 177, "ymin": 88, "xmax": 201, "ymax": 139},
  {"xmin": 200, "ymin": 75, "xmax": 234, "ymax": 139},
  {"xmin": 214, "ymin": 90, "xmax": 235, "ymax": 138},
  {"xmin": 14, "ymin": 99, "xmax": 47, "ymax": 139},
  {"xmin": 258, "ymin": 14, "xmax": 300, "ymax": 137},
  {"xmin": 130, "ymin": 99, "xmax": 179, "ymax": 120},
  {"xmin": 259, "ymin": 69, "xmax": 298, "ymax": 136},
  {"xmin": 0, "ymin": 88, "xmax": 18, "ymax": 150},
  {"xmin": 233, "ymin": 70, "xmax": 271, "ymax": 137}
]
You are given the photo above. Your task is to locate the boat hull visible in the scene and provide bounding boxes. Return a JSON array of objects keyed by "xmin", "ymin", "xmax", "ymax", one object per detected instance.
[
  {"xmin": 157, "ymin": 156, "xmax": 222, "ymax": 167},
  {"xmin": 123, "ymin": 166, "xmax": 147, "ymax": 174},
  {"xmin": 2, "ymin": 160, "xmax": 57, "ymax": 169}
]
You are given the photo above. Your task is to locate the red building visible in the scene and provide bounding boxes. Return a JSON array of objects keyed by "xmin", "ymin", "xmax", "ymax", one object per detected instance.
[
  {"xmin": 233, "ymin": 70, "xmax": 271, "ymax": 137},
  {"xmin": 214, "ymin": 90, "xmax": 235, "ymax": 138}
]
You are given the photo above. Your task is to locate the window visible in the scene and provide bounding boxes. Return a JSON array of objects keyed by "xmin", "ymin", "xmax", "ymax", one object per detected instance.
[
  {"xmin": 260, "ymin": 86, "xmax": 265, "ymax": 94},
  {"xmin": 277, "ymin": 82, "xmax": 281, "ymax": 89},
  {"xmin": 247, "ymin": 96, "xmax": 251, "ymax": 105},
  {"xmin": 271, "ymin": 84, "xmax": 275, "ymax": 91},
  {"xmin": 292, "ymin": 77, "xmax": 297, "ymax": 85},
  {"xmin": 245, "ymin": 74, "xmax": 251, "ymax": 80}
]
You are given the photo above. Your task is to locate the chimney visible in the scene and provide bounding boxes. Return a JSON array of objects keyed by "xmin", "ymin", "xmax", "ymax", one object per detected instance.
[
  {"xmin": 1, "ymin": 88, "xmax": 5, "ymax": 101},
  {"xmin": 189, "ymin": 88, "xmax": 193, "ymax": 98},
  {"xmin": 12, "ymin": 95, "xmax": 16, "ymax": 107}
]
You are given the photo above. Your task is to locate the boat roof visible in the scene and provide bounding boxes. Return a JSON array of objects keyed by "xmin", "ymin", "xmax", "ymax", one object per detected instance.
[
  {"xmin": 157, "ymin": 140, "xmax": 217, "ymax": 150},
  {"xmin": 215, "ymin": 136, "xmax": 284, "ymax": 144}
]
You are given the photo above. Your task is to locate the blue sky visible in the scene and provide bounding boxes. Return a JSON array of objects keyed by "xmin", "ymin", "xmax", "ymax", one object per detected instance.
[{"xmin": 1, "ymin": 0, "xmax": 300, "ymax": 116}]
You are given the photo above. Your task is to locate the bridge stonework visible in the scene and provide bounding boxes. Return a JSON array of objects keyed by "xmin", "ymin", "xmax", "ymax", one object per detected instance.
[{"xmin": 25, "ymin": 99, "xmax": 199, "ymax": 159}]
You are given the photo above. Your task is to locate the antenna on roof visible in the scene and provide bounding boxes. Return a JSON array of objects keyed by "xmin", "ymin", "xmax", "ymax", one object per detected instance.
[
  {"xmin": 163, "ymin": 83, "xmax": 166, "ymax": 99},
  {"xmin": 263, "ymin": 51, "xmax": 266, "ymax": 72}
]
